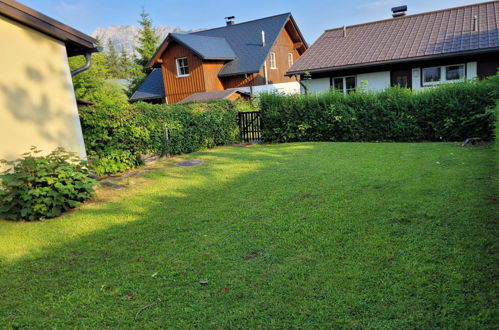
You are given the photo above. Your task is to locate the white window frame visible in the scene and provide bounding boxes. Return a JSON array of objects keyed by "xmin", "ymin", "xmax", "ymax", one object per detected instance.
[
  {"xmin": 331, "ymin": 76, "xmax": 356, "ymax": 94},
  {"xmin": 176, "ymin": 57, "xmax": 189, "ymax": 77},
  {"xmin": 269, "ymin": 52, "xmax": 277, "ymax": 69},
  {"xmin": 288, "ymin": 53, "xmax": 294, "ymax": 68},
  {"xmin": 421, "ymin": 64, "xmax": 465, "ymax": 87}
]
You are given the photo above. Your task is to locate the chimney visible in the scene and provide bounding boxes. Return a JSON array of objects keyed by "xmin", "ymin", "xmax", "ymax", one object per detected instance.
[
  {"xmin": 473, "ymin": 15, "xmax": 478, "ymax": 32},
  {"xmin": 262, "ymin": 30, "xmax": 266, "ymax": 47},
  {"xmin": 225, "ymin": 16, "xmax": 235, "ymax": 26},
  {"xmin": 391, "ymin": 5, "xmax": 407, "ymax": 18},
  {"xmin": 343, "ymin": 26, "xmax": 347, "ymax": 37}
]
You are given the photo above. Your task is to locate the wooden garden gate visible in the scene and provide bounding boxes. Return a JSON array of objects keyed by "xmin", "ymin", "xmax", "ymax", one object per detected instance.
[{"xmin": 238, "ymin": 111, "xmax": 262, "ymax": 142}]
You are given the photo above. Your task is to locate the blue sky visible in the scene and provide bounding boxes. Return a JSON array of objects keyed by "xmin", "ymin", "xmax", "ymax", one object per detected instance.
[{"xmin": 19, "ymin": 0, "xmax": 485, "ymax": 43}]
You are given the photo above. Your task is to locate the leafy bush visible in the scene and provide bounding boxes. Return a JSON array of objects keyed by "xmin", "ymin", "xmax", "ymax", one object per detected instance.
[
  {"xmin": 0, "ymin": 147, "xmax": 96, "ymax": 221},
  {"xmin": 260, "ymin": 76, "xmax": 499, "ymax": 142},
  {"xmin": 79, "ymin": 100, "xmax": 239, "ymax": 176}
]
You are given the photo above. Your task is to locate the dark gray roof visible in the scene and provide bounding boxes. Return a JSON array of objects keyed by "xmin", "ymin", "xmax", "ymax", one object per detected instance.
[
  {"xmin": 192, "ymin": 13, "xmax": 291, "ymax": 77},
  {"xmin": 169, "ymin": 33, "xmax": 236, "ymax": 60},
  {"xmin": 129, "ymin": 68, "xmax": 165, "ymax": 102},
  {"xmin": 177, "ymin": 88, "xmax": 249, "ymax": 103}
]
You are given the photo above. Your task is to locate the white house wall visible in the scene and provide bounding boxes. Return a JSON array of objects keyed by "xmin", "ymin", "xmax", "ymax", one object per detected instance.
[
  {"xmin": 303, "ymin": 78, "xmax": 330, "ymax": 94},
  {"xmin": 304, "ymin": 61, "xmax": 480, "ymax": 94},
  {"xmin": 240, "ymin": 81, "xmax": 301, "ymax": 95},
  {"xmin": 356, "ymin": 71, "xmax": 390, "ymax": 91}
]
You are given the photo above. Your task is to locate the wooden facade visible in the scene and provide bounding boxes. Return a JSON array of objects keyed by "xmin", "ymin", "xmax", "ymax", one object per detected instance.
[
  {"xmin": 161, "ymin": 41, "xmax": 206, "ymax": 104},
  {"xmin": 157, "ymin": 17, "xmax": 306, "ymax": 104}
]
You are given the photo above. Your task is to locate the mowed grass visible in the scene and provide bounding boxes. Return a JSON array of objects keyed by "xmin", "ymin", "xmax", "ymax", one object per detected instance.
[{"xmin": 0, "ymin": 142, "xmax": 497, "ymax": 328}]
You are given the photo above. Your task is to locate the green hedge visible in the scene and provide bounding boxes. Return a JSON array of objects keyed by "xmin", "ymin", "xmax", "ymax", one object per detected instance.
[
  {"xmin": 260, "ymin": 76, "xmax": 499, "ymax": 143},
  {"xmin": 79, "ymin": 100, "xmax": 239, "ymax": 176}
]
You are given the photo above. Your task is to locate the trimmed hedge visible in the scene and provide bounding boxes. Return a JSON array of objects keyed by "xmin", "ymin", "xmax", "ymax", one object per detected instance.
[
  {"xmin": 79, "ymin": 100, "xmax": 239, "ymax": 176},
  {"xmin": 260, "ymin": 76, "xmax": 499, "ymax": 143}
]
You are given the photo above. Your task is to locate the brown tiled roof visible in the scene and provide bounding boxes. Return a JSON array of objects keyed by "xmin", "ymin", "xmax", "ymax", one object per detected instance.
[
  {"xmin": 288, "ymin": 1, "xmax": 499, "ymax": 75},
  {"xmin": 177, "ymin": 88, "xmax": 249, "ymax": 104}
]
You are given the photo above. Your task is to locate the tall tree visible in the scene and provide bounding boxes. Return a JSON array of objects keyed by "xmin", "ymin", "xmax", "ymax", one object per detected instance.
[
  {"xmin": 134, "ymin": 8, "xmax": 159, "ymax": 68},
  {"xmin": 118, "ymin": 47, "xmax": 131, "ymax": 78},
  {"xmin": 105, "ymin": 39, "xmax": 120, "ymax": 78},
  {"xmin": 128, "ymin": 8, "xmax": 160, "ymax": 95}
]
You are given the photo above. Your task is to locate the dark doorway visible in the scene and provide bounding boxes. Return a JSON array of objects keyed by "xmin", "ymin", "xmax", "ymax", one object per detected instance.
[{"xmin": 391, "ymin": 69, "xmax": 412, "ymax": 88}]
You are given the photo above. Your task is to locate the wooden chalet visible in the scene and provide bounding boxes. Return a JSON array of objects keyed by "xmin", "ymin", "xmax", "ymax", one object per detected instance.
[{"xmin": 130, "ymin": 13, "xmax": 307, "ymax": 104}]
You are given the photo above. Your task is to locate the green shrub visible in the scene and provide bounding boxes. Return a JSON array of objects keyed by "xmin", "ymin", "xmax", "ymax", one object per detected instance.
[
  {"xmin": 260, "ymin": 76, "xmax": 499, "ymax": 142},
  {"xmin": 0, "ymin": 147, "xmax": 96, "ymax": 221},
  {"xmin": 79, "ymin": 100, "xmax": 239, "ymax": 175}
]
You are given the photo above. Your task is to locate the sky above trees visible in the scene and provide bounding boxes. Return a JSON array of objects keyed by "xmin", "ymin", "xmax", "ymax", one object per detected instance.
[{"xmin": 20, "ymin": 0, "xmax": 485, "ymax": 44}]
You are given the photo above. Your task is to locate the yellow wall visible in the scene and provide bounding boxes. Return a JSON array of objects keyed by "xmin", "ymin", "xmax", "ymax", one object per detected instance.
[{"xmin": 0, "ymin": 15, "xmax": 86, "ymax": 162}]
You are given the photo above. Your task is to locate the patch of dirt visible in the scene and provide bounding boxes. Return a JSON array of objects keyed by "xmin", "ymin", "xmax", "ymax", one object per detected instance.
[
  {"xmin": 243, "ymin": 251, "xmax": 264, "ymax": 261},
  {"xmin": 233, "ymin": 142, "xmax": 255, "ymax": 147}
]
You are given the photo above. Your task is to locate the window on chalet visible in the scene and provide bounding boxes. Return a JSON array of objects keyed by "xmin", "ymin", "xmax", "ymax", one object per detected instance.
[
  {"xmin": 288, "ymin": 53, "xmax": 294, "ymax": 67},
  {"xmin": 422, "ymin": 64, "xmax": 465, "ymax": 86},
  {"xmin": 269, "ymin": 52, "xmax": 277, "ymax": 69},
  {"xmin": 176, "ymin": 57, "xmax": 189, "ymax": 77},
  {"xmin": 332, "ymin": 76, "xmax": 356, "ymax": 94}
]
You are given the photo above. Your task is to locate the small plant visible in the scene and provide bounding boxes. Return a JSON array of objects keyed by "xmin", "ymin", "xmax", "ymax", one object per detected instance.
[{"xmin": 0, "ymin": 147, "xmax": 96, "ymax": 221}]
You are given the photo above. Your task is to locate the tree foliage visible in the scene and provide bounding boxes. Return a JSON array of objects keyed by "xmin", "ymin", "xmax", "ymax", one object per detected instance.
[
  {"xmin": 128, "ymin": 8, "xmax": 160, "ymax": 96},
  {"xmin": 135, "ymin": 8, "xmax": 160, "ymax": 68}
]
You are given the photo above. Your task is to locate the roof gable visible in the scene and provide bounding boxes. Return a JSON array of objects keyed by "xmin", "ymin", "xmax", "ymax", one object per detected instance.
[
  {"xmin": 148, "ymin": 13, "xmax": 307, "ymax": 77},
  {"xmin": 289, "ymin": 1, "xmax": 499, "ymax": 74},
  {"xmin": 192, "ymin": 13, "xmax": 292, "ymax": 76}
]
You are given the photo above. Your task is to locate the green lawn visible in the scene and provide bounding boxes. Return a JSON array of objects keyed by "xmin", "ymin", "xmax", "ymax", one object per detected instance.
[{"xmin": 0, "ymin": 142, "xmax": 497, "ymax": 328}]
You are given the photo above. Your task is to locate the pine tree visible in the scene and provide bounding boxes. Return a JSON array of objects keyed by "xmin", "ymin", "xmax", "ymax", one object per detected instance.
[
  {"xmin": 134, "ymin": 8, "xmax": 159, "ymax": 68},
  {"xmin": 105, "ymin": 39, "xmax": 120, "ymax": 78},
  {"xmin": 119, "ymin": 47, "xmax": 130, "ymax": 78},
  {"xmin": 128, "ymin": 8, "xmax": 160, "ymax": 95}
]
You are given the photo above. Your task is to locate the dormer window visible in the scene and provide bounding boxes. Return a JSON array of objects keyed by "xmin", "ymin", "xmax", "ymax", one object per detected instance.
[
  {"xmin": 176, "ymin": 57, "xmax": 189, "ymax": 77},
  {"xmin": 269, "ymin": 52, "xmax": 276, "ymax": 69}
]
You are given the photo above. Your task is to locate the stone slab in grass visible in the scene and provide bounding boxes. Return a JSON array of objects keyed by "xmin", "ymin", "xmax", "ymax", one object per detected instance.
[{"xmin": 175, "ymin": 160, "xmax": 204, "ymax": 167}]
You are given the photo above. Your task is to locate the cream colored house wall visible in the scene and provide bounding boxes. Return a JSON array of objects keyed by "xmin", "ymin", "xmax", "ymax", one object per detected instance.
[{"xmin": 0, "ymin": 15, "xmax": 86, "ymax": 162}]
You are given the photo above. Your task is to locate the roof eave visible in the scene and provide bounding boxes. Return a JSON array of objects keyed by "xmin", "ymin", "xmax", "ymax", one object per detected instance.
[
  {"xmin": 218, "ymin": 70, "xmax": 259, "ymax": 78},
  {"xmin": 204, "ymin": 57, "xmax": 237, "ymax": 61},
  {"xmin": 129, "ymin": 95, "xmax": 165, "ymax": 102},
  {"xmin": 0, "ymin": 0, "xmax": 96, "ymax": 54},
  {"xmin": 286, "ymin": 47, "xmax": 499, "ymax": 76}
]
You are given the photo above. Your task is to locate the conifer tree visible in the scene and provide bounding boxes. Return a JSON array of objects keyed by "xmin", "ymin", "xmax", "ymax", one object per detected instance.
[
  {"xmin": 128, "ymin": 8, "xmax": 160, "ymax": 95},
  {"xmin": 134, "ymin": 8, "xmax": 159, "ymax": 68},
  {"xmin": 105, "ymin": 39, "xmax": 120, "ymax": 78},
  {"xmin": 119, "ymin": 46, "xmax": 131, "ymax": 78}
]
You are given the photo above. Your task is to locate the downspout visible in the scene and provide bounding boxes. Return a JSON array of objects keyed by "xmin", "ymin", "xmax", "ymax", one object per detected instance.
[
  {"xmin": 71, "ymin": 52, "xmax": 92, "ymax": 76},
  {"xmin": 296, "ymin": 74, "xmax": 308, "ymax": 94},
  {"xmin": 263, "ymin": 61, "xmax": 268, "ymax": 85},
  {"xmin": 70, "ymin": 47, "xmax": 102, "ymax": 76}
]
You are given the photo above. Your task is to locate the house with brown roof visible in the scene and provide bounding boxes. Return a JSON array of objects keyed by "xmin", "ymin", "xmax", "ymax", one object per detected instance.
[
  {"xmin": 131, "ymin": 13, "xmax": 307, "ymax": 104},
  {"xmin": 0, "ymin": 0, "xmax": 99, "ymax": 161},
  {"xmin": 287, "ymin": 1, "xmax": 499, "ymax": 94}
]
